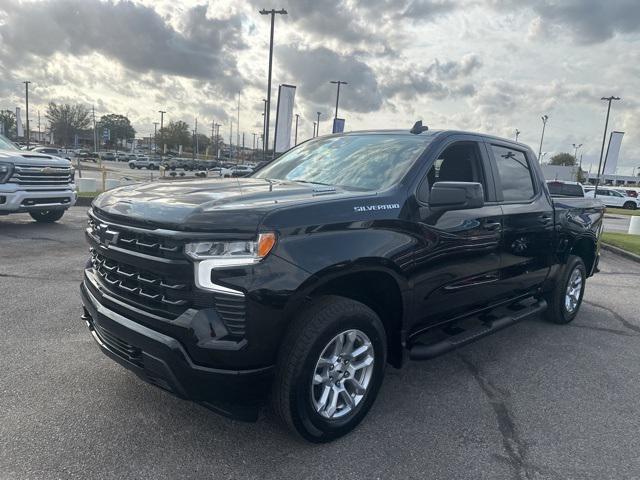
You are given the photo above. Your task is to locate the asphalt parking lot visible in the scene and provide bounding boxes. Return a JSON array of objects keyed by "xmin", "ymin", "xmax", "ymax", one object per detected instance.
[{"xmin": 2, "ymin": 207, "xmax": 640, "ymax": 480}]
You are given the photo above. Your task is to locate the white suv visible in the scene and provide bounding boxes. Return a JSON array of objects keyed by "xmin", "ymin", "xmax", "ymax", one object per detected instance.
[{"xmin": 585, "ymin": 186, "xmax": 640, "ymax": 210}]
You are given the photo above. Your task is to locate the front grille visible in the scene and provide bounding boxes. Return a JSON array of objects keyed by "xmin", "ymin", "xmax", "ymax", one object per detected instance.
[
  {"xmin": 10, "ymin": 164, "xmax": 73, "ymax": 186},
  {"xmin": 90, "ymin": 250, "xmax": 196, "ymax": 317},
  {"xmin": 86, "ymin": 210, "xmax": 247, "ymax": 340},
  {"xmin": 87, "ymin": 214, "xmax": 183, "ymax": 260}
]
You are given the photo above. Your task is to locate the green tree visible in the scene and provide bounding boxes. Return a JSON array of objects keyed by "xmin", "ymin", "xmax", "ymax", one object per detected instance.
[
  {"xmin": 194, "ymin": 133, "xmax": 210, "ymax": 153},
  {"xmin": 157, "ymin": 120, "xmax": 190, "ymax": 151},
  {"xmin": 0, "ymin": 110, "xmax": 16, "ymax": 138},
  {"xmin": 97, "ymin": 114, "xmax": 136, "ymax": 148},
  {"xmin": 46, "ymin": 103, "xmax": 91, "ymax": 146},
  {"xmin": 549, "ymin": 152, "xmax": 576, "ymax": 166}
]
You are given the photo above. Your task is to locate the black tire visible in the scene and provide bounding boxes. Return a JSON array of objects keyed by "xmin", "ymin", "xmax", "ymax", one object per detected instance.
[
  {"xmin": 623, "ymin": 201, "xmax": 636, "ymax": 210},
  {"xmin": 544, "ymin": 255, "xmax": 586, "ymax": 324},
  {"xmin": 29, "ymin": 209, "xmax": 65, "ymax": 223},
  {"xmin": 272, "ymin": 295, "xmax": 387, "ymax": 443},
  {"xmin": 129, "ymin": 164, "xmax": 135, "ymax": 169}
]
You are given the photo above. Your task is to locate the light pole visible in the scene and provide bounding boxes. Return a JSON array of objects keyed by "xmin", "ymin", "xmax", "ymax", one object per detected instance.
[
  {"xmin": 153, "ymin": 122, "xmax": 158, "ymax": 154},
  {"xmin": 330, "ymin": 80, "xmax": 348, "ymax": 120},
  {"xmin": 262, "ymin": 99, "xmax": 268, "ymax": 158},
  {"xmin": 259, "ymin": 8, "xmax": 287, "ymax": 158},
  {"xmin": 515, "ymin": 129, "xmax": 520, "ymax": 142},
  {"xmin": 573, "ymin": 143, "xmax": 583, "ymax": 181},
  {"xmin": 313, "ymin": 122, "xmax": 317, "ymax": 138},
  {"xmin": 316, "ymin": 112, "xmax": 321, "ymax": 136},
  {"xmin": 538, "ymin": 115, "xmax": 549, "ymax": 163},
  {"xmin": 23, "ymin": 81, "xmax": 31, "ymax": 148},
  {"xmin": 158, "ymin": 110, "xmax": 166, "ymax": 158},
  {"xmin": 594, "ymin": 96, "xmax": 621, "ymax": 192},
  {"xmin": 294, "ymin": 113, "xmax": 299, "ymax": 145}
]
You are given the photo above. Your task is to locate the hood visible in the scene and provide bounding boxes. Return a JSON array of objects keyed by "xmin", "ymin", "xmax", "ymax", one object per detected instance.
[
  {"xmin": 92, "ymin": 177, "xmax": 372, "ymax": 233},
  {"xmin": 0, "ymin": 149, "xmax": 72, "ymax": 167}
]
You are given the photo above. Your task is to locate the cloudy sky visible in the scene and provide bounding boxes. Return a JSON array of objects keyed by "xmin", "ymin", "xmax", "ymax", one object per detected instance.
[{"xmin": 0, "ymin": 0, "xmax": 638, "ymax": 172}]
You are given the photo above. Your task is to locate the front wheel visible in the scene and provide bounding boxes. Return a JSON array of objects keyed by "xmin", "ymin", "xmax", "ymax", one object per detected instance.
[
  {"xmin": 544, "ymin": 255, "xmax": 586, "ymax": 324},
  {"xmin": 272, "ymin": 296, "xmax": 386, "ymax": 443},
  {"xmin": 29, "ymin": 209, "xmax": 65, "ymax": 223},
  {"xmin": 623, "ymin": 201, "xmax": 637, "ymax": 210},
  {"xmin": 129, "ymin": 164, "xmax": 135, "ymax": 169}
]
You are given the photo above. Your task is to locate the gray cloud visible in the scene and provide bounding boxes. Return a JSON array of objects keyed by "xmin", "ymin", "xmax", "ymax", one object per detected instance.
[
  {"xmin": 276, "ymin": 45, "xmax": 384, "ymax": 114},
  {"xmin": 380, "ymin": 54, "xmax": 482, "ymax": 100},
  {"xmin": 494, "ymin": 0, "xmax": 640, "ymax": 43},
  {"xmin": 0, "ymin": 0, "xmax": 247, "ymax": 93}
]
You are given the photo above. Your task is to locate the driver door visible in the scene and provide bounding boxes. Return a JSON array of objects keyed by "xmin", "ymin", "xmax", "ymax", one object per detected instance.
[{"xmin": 410, "ymin": 137, "xmax": 503, "ymax": 327}]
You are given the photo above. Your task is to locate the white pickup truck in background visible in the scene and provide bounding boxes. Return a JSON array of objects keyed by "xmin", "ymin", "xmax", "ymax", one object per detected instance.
[{"xmin": 0, "ymin": 135, "xmax": 76, "ymax": 223}]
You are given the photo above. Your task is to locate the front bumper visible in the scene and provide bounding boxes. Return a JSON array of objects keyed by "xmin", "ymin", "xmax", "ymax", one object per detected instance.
[
  {"xmin": 0, "ymin": 184, "xmax": 76, "ymax": 213},
  {"xmin": 80, "ymin": 281, "xmax": 273, "ymax": 421}
]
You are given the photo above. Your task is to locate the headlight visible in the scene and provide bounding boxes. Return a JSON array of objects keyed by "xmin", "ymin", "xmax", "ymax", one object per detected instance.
[
  {"xmin": 185, "ymin": 233, "xmax": 277, "ymax": 267},
  {"xmin": 0, "ymin": 162, "xmax": 14, "ymax": 183}
]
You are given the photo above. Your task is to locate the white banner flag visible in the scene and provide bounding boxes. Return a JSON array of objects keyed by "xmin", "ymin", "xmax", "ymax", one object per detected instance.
[
  {"xmin": 603, "ymin": 131, "xmax": 625, "ymax": 175},
  {"xmin": 274, "ymin": 84, "xmax": 296, "ymax": 153},
  {"xmin": 16, "ymin": 107, "xmax": 23, "ymax": 137}
]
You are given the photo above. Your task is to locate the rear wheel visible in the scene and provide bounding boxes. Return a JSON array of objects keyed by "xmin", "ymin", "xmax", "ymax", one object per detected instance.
[
  {"xmin": 272, "ymin": 296, "xmax": 386, "ymax": 443},
  {"xmin": 623, "ymin": 201, "xmax": 636, "ymax": 210},
  {"xmin": 129, "ymin": 164, "xmax": 135, "ymax": 169},
  {"xmin": 544, "ymin": 255, "xmax": 586, "ymax": 324},
  {"xmin": 29, "ymin": 209, "xmax": 65, "ymax": 223}
]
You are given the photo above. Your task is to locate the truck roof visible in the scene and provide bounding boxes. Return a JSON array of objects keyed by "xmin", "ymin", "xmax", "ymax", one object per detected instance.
[{"xmin": 340, "ymin": 129, "xmax": 526, "ymax": 147}]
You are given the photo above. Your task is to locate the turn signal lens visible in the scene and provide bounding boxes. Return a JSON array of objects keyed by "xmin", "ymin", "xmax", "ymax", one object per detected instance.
[{"xmin": 257, "ymin": 232, "xmax": 277, "ymax": 258}]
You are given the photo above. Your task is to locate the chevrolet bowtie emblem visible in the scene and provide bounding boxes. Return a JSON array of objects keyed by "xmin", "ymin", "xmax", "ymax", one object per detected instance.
[{"xmin": 40, "ymin": 167, "xmax": 53, "ymax": 174}]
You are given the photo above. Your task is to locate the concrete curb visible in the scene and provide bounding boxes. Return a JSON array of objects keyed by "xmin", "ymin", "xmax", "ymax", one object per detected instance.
[{"xmin": 601, "ymin": 242, "xmax": 640, "ymax": 263}]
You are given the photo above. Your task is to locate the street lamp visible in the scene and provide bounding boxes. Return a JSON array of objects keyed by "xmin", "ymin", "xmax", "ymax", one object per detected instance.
[
  {"xmin": 313, "ymin": 121, "xmax": 317, "ymax": 138},
  {"xmin": 259, "ymin": 8, "xmax": 287, "ymax": 158},
  {"xmin": 573, "ymin": 143, "xmax": 583, "ymax": 182},
  {"xmin": 23, "ymin": 81, "xmax": 31, "ymax": 148},
  {"xmin": 158, "ymin": 110, "xmax": 166, "ymax": 158},
  {"xmin": 594, "ymin": 96, "xmax": 621, "ymax": 192},
  {"xmin": 330, "ymin": 80, "xmax": 348, "ymax": 121},
  {"xmin": 538, "ymin": 115, "xmax": 548, "ymax": 163},
  {"xmin": 316, "ymin": 112, "xmax": 321, "ymax": 136},
  {"xmin": 294, "ymin": 113, "xmax": 299, "ymax": 145},
  {"xmin": 515, "ymin": 128, "xmax": 520, "ymax": 142},
  {"xmin": 153, "ymin": 122, "xmax": 158, "ymax": 153}
]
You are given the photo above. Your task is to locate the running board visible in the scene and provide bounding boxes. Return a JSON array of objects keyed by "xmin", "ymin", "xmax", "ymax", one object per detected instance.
[{"xmin": 408, "ymin": 299, "xmax": 547, "ymax": 361}]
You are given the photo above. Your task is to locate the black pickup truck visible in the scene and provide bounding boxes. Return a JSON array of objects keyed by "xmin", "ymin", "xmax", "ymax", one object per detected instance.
[{"xmin": 81, "ymin": 127, "xmax": 604, "ymax": 442}]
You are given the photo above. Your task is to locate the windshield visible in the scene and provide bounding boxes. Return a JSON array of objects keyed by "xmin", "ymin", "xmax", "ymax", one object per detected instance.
[
  {"xmin": 0, "ymin": 134, "xmax": 18, "ymax": 150},
  {"xmin": 254, "ymin": 134, "xmax": 429, "ymax": 190}
]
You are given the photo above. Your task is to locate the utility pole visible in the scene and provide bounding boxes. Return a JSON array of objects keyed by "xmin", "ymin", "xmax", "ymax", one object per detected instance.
[
  {"xmin": 573, "ymin": 143, "xmax": 583, "ymax": 182},
  {"xmin": 316, "ymin": 112, "xmax": 321, "ymax": 136},
  {"xmin": 594, "ymin": 96, "xmax": 621, "ymax": 192},
  {"xmin": 538, "ymin": 115, "xmax": 549, "ymax": 163},
  {"xmin": 37, "ymin": 110, "xmax": 41, "ymax": 145},
  {"xmin": 92, "ymin": 106, "xmax": 96, "ymax": 152},
  {"xmin": 515, "ymin": 129, "xmax": 520, "ymax": 142},
  {"xmin": 195, "ymin": 117, "xmax": 198, "ymax": 155},
  {"xmin": 330, "ymin": 80, "xmax": 348, "ymax": 122},
  {"xmin": 23, "ymin": 81, "xmax": 31, "ymax": 148},
  {"xmin": 158, "ymin": 110, "xmax": 166, "ymax": 158},
  {"xmin": 153, "ymin": 122, "xmax": 158, "ymax": 154},
  {"xmin": 294, "ymin": 113, "xmax": 299, "ymax": 145},
  {"xmin": 237, "ymin": 92, "xmax": 241, "ymax": 154},
  {"xmin": 252, "ymin": 132, "xmax": 257, "ymax": 151},
  {"xmin": 262, "ymin": 99, "xmax": 268, "ymax": 158},
  {"xmin": 230, "ymin": 120, "xmax": 233, "ymax": 160},
  {"xmin": 259, "ymin": 8, "xmax": 287, "ymax": 157},
  {"xmin": 214, "ymin": 123, "xmax": 221, "ymax": 158},
  {"xmin": 313, "ymin": 121, "xmax": 317, "ymax": 138}
]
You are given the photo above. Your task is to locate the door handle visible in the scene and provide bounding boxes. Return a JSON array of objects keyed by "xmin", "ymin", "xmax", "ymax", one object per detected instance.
[{"xmin": 483, "ymin": 222, "xmax": 502, "ymax": 231}]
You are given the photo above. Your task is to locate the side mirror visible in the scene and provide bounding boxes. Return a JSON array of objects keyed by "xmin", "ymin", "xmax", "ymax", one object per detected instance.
[{"xmin": 426, "ymin": 181, "xmax": 484, "ymax": 210}]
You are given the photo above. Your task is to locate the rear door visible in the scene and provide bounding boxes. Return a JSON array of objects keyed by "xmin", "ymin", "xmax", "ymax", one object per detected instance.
[{"xmin": 487, "ymin": 141, "xmax": 555, "ymax": 297}]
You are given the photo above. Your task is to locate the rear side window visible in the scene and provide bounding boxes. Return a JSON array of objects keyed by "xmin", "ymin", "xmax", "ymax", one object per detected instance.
[
  {"xmin": 491, "ymin": 145, "xmax": 535, "ymax": 202},
  {"xmin": 546, "ymin": 182, "xmax": 584, "ymax": 197}
]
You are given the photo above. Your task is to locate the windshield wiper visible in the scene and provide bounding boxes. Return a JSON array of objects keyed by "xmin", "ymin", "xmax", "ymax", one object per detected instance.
[{"xmin": 290, "ymin": 179, "xmax": 333, "ymax": 186}]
